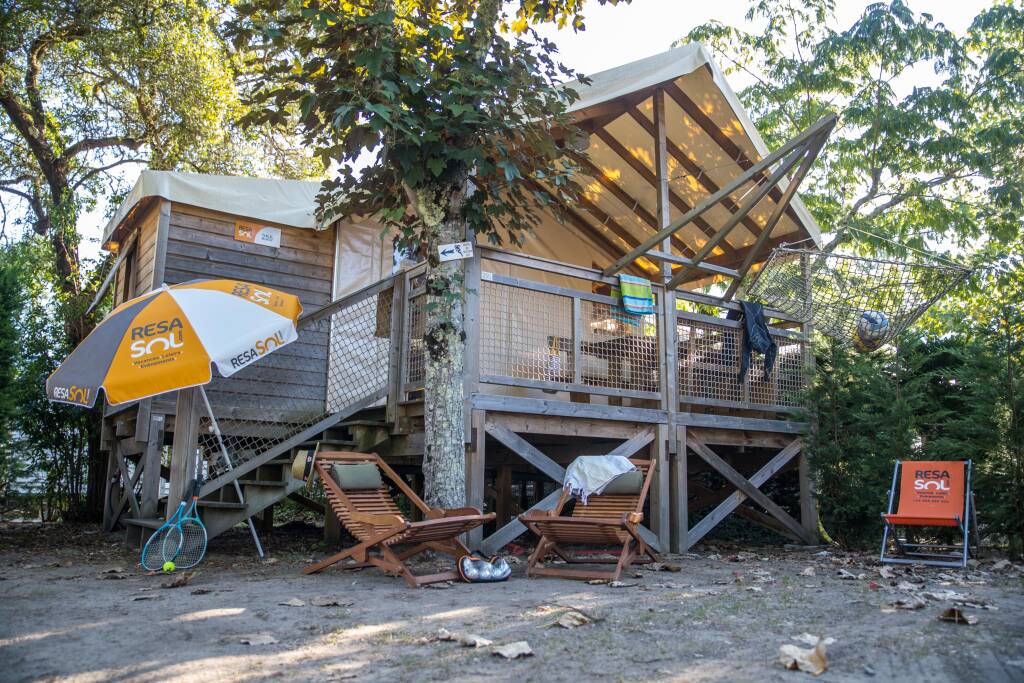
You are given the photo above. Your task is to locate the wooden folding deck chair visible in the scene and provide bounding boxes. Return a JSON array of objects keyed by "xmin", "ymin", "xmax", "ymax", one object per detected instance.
[
  {"xmin": 303, "ymin": 451, "xmax": 495, "ymax": 586},
  {"xmin": 519, "ymin": 458, "xmax": 658, "ymax": 582},
  {"xmin": 880, "ymin": 459, "xmax": 979, "ymax": 568}
]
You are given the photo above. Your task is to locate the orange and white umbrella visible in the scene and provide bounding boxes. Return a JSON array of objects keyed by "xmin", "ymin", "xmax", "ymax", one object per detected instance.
[{"xmin": 47, "ymin": 279, "xmax": 302, "ymax": 407}]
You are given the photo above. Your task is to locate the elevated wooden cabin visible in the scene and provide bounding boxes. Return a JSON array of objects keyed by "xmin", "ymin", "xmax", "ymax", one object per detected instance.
[{"xmin": 100, "ymin": 43, "xmax": 828, "ymax": 555}]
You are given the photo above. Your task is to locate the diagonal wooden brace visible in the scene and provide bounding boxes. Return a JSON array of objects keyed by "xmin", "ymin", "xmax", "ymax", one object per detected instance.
[{"xmin": 687, "ymin": 436, "xmax": 814, "ymax": 545}]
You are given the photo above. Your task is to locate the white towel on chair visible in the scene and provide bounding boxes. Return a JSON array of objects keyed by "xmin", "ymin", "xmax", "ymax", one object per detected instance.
[{"xmin": 563, "ymin": 455, "xmax": 637, "ymax": 504}]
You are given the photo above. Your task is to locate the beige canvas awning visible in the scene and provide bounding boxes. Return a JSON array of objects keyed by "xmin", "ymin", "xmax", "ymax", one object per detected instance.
[
  {"xmin": 520, "ymin": 42, "xmax": 824, "ymax": 284},
  {"xmin": 102, "ymin": 170, "xmax": 324, "ymax": 248}
]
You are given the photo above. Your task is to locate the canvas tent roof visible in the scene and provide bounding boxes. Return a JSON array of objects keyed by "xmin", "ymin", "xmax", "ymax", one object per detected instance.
[
  {"xmin": 102, "ymin": 170, "xmax": 323, "ymax": 246},
  {"xmin": 523, "ymin": 41, "xmax": 822, "ymax": 279},
  {"xmin": 102, "ymin": 43, "xmax": 822, "ymax": 282}
]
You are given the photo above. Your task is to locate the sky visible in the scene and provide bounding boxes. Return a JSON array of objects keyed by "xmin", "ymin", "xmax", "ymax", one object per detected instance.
[{"xmin": 75, "ymin": 0, "xmax": 993, "ymax": 261}]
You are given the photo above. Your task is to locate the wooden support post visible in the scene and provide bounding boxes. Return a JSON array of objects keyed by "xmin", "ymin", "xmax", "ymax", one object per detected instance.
[
  {"xmin": 650, "ymin": 423, "xmax": 670, "ymax": 549},
  {"xmin": 385, "ymin": 275, "xmax": 406, "ymax": 427},
  {"xmin": 169, "ymin": 387, "xmax": 201, "ymax": 514},
  {"xmin": 653, "ymin": 88, "xmax": 679, "ymax": 452},
  {"xmin": 261, "ymin": 504, "xmax": 275, "ymax": 534},
  {"xmin": 798, "ymin": 448, "xmax": 818, "ymax": 539},
  {"xmin": 496, "ymin": 465, "xmax": 513, "ymax": 527},
  {"xmin": 101, "ymin": 441, "xmax": 119, "ymax": 532},
  {"xmin": 466, "ymin": 409, "xmax": 486, "ymax": 548},
  {"xmin": 462, "ymin": 245, "xmax": 482, "ymax": 443},
  {"xmin": 798, "ymin": 253, "xmax": 820, "ymax": 540},
  {"xmin": 140, "ymin": 414, "xmax": 165, "ymax": 520},
  {"xmin": 669, "ymin": 424, "xmax": 688, "ymax": 553},
  {"xmin": 324, "ymin": 508, "xmax": 341, "ymax": 546}
]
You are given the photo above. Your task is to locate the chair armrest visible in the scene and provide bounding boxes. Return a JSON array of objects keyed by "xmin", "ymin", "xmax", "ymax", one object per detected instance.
[
  {"xmin": 624, "ymin": 512, "xmax": 643, "ymax": 525},
  {"xmin": 426, "ymin": 506, "xmax": 484, "ymax": 519},
  {"xmin": 350, "ymin": 511, "xmax": 406, "ymax": 527}
]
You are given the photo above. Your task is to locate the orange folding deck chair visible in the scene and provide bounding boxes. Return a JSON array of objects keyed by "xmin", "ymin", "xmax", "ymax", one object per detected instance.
[
  {"xmin": 519, "ymin": 457, "xmax": 658, "ymax": 582},
  {"xmin": 303, "ymin": 451, "xmax": 495, "ymax": 586},
  {"xmin": 880, "ymin": 459, "xmax": 978, "ymax": 568}
]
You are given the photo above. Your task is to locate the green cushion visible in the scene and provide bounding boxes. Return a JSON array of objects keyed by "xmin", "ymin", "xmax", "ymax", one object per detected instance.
[
  {"xmin": 601, "ymin": 470, "xmax": 643, "ymax": 495},
  {"xmin": 331, "ymin": 463, "xmax": 383, "ymax": 490}
]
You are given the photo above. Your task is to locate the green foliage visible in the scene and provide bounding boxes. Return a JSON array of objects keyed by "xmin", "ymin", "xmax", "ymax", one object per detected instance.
[
  {"xmin": 230, "ymin": 0, "xmax": 626, "ymax": 506},
  {"xmin": 683, "ymin": 0, "xmax": 1024, "ymax": 258},
  {"xmin": 0, "ymin": 252, "xmax": 25, "ymax": 511},
  {"xmin": 811, "ymin": 332, "xmax": 1024, "ymax": 555},
  {"xmin": 230, "ymin": 0, "xmax": 621, "ymax": 252},
  {"xmin": 692, "ymin": 0, "xmax": 1024, "ymax": 556}
]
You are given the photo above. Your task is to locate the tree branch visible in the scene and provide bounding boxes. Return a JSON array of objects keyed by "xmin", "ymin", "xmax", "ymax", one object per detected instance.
[
  {"xmin": 70, "ymin": 157, "xmax": 148, "ymax": 192},
  {"xmin": 62, "ymin": 135, "xmax": 144, "ymax": 162}
]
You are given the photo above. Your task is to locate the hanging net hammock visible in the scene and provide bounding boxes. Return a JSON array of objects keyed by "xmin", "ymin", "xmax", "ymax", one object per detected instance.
[{"xmin": 746, "ymin": 245, "xmax": 972, "ymax": 351}]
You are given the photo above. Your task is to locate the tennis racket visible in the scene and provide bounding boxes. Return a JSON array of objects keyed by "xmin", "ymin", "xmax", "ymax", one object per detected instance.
[
  {"xmin": 140, "ymin": 483, "xmax": 192, "ymax": 571},
  {"xmin": 162, "ymin": 479, "xmax": 208, "ymax": 569}
]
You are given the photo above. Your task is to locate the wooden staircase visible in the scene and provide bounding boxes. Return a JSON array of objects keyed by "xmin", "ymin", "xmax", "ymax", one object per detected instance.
[{"xmin": 124, "ymin": 422, "xmax": 378, "ymax": 548}]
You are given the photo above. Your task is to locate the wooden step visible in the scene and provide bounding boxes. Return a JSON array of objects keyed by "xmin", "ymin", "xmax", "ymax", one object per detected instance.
[
  {"xmin": 124, "ymin": 517, "xmax": 163, "ymax": 530},
  {"xmin": 197, "ymin": 500, "xmax": 247, "ymax": 510},
  {"xmin": 238, "ymin": 479, "xmax": 288, "ymax": 488}
]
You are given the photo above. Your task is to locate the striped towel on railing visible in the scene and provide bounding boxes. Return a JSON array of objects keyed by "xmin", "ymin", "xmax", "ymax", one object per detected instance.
[{"xmin": 617, "ymin": 274, "xmax": 656, "ymax": 315}]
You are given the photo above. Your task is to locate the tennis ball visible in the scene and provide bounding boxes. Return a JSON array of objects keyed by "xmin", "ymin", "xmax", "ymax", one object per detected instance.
[{"xmin": 162, "ymin": 561, "xmax": 176, "ymax": 573}]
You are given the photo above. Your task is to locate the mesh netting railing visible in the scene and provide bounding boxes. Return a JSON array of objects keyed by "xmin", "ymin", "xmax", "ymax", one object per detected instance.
[
  {"xmin": 747, "ymin": 246, "xmax": 971, "ymax": 351},
  {"xmin": 478, "ymin": 278, "xmax": 661, "ymax": 397},
  {"xmin": 677, "ymin": 316, "xmax": 808, "ymax": 410},
  {"xmin": 199, "ymin": 278, "xmax": 396, "ymax": 481}
]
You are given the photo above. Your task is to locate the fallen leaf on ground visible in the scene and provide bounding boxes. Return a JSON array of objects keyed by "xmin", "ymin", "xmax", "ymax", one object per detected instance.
[
  {"xmin": 991, "ymin": 559, "xmax": 1011, "ymax": 571},
  {"xmin": 793, "ymin": 633, "xmax": 836, "ymax": 647},
  {"xmin": 644, "ymin": 562, "xmax": 681, "ymax": 573},
  {"xmin": 799, "ymin": 567, "xmax": 816, "ymax": 577},
  {"xmin": 130, "ymin": 595, "xmax": 158, "ymax": 602},
  {"xmin": 895, "ymin": 581, "xmax": 918, "ymax": 591},
  {"xmin": 745, "ymin": 586, "xmax": 763, "ymax": 593},
  {"xmin": 608, "ymin": 581, "xmax": 638, "ymax": 588},
  {"xmin": 938, "ymin": 607, "xmax": 978, "ymax": 625},
  {"xmin": 160, "ymin": 571, "xmax": 196, "ymax": 589},
  {"xmin": 279, "ymin": 598, "xmax": 305, "ymax": 607},
  {"xmin": 492, "ymin": 642, "xmax": 533, "ymax": 659},
  {"xmin": 310, "ymin": 596, "xmax": 353, "ymax": 607},
  {"xmin": 437, "ymin": 628, "xmax": 492, "ymax": 648},
  {"xmin": 920, "ymin": 590, "xmax": 970, "ymax": 602},
  {"xmin": 887, "ymin": 596, "xmax": 926, "ymax": 610},
  {"xmin": 238, "ymin": 633, "xmax": 278, "ymax": 645},
  {"xmin": 878, "ymin": 566, "xmax": 897, "ymax": 579},
  {"xmin": 191, "ymin": 588, "xmax": 213, "ymax": 595},
  {"xmin": 587, "ymin": 579, "xmax": 609, "ymax": 585},
  {"xmin": 837, "ymin": 569, "xmax": 866, "ymax": 580},
  {"xmin": 261, "ymin": 558, "xmax": 279, "ymax": 565},
  {"xmin": 779, "ymin": 638, "xmax": 828, "ymax": 675},
  {"xmin": 548, "ymin": 610, "xmax": 595, "ymax": 629},
  {"xmin": 427, "ymin": 581, "xmax": 453, "ymax": 589}
]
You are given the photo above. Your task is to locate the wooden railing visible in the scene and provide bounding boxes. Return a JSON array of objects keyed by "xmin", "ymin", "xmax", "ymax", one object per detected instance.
[{"xmin": 371, "ymin": 245, "xmax": 810, "ymax": 417}]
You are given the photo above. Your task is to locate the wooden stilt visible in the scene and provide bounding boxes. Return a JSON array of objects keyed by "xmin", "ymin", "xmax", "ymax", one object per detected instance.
[
  {"xmin": 466, "ymin": 409, "xmax": 486, "ymax": 548},
  {"xmin": 669, "ymin": 425, "xmax": 688, "ymax": 553}
]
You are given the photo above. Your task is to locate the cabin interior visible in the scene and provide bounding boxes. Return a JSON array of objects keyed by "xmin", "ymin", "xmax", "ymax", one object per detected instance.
[{"xmin": 98, "ymin": 43, "xmax": 827, "ymax": 557}]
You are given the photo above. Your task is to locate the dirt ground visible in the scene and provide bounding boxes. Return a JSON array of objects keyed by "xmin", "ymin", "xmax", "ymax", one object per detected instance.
[{"xmin": 1, "ymin": 522, "xmax": 1022, "ymax": 683}]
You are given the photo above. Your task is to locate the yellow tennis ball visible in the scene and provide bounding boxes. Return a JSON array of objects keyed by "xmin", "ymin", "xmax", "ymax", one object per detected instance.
[{"xmin": 162, "ymin": 561, "xmax": 176, "ymax": 573}]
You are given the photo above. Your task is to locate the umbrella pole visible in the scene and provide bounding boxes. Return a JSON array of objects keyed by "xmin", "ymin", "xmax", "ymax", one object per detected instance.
[{"xmin": 198, "ymin": 385, "xmax": 265, "ymax": 559}]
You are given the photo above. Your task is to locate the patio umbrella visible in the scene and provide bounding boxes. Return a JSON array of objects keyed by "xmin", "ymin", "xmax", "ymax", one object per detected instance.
[{"xmin": 46, "ymin": 279, "xmax": 304, "ymax": 557}]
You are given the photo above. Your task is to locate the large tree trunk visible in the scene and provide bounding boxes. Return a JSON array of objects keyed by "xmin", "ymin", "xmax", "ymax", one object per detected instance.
[{"xmin": 417, "ymin": 183, "xmax": 468, "ymax": 510}]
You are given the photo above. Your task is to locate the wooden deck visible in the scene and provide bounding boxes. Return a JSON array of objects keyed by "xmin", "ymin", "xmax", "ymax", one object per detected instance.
[{"xmin": 102, "ymin": 244, "xmax": 817, "ymax": 554}]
